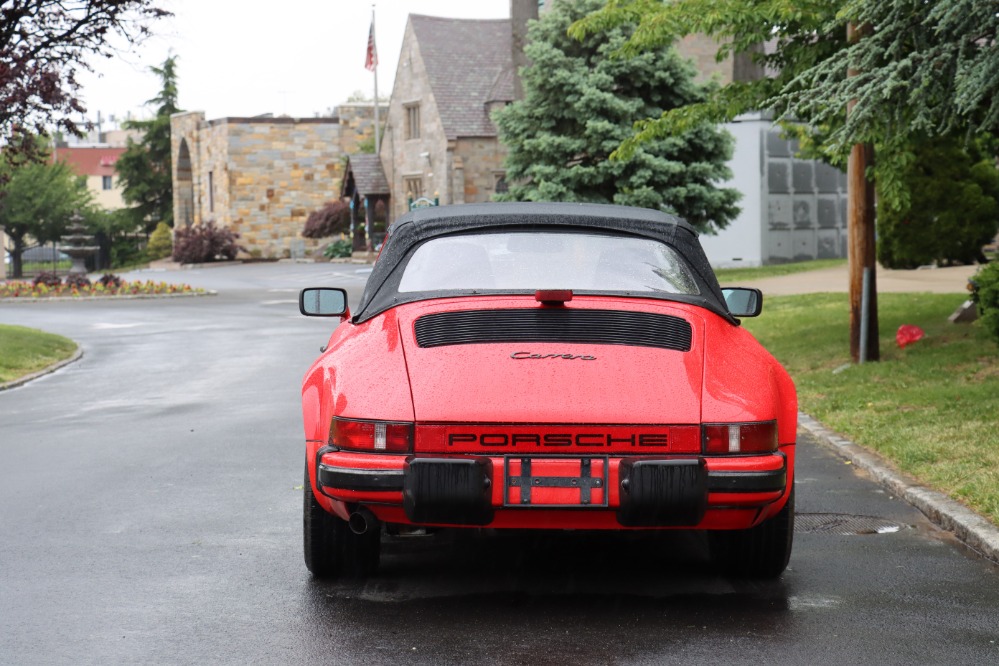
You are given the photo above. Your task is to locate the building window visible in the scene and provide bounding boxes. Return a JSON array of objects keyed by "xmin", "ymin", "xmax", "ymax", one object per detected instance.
[
  {"xmin": 101, "ymin": 175, "xmax": 113, "ymax": 190},
  {"xmin": 404, "ymin": 176, "xmax": 424, "ymax": 201},
  {"xmin": 405, "ymin": 103, "xmax": 420, "ymax": 140},
  {"xmin": 208, "ymin": 171, "xmax": 215, "ymax": 212}
]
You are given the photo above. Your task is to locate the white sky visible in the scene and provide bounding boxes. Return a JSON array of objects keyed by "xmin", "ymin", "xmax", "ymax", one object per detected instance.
[{"xmin": 76, "ymin": 0, "xmax": 510, "ymax": 127}]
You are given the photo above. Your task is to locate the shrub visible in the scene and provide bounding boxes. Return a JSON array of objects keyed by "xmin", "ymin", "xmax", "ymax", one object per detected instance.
[
  {"xmin": 65, "ymin": 273, "xmax": 92, "ymax": 288},
  {"xmin": 98, "ymin": 273, "xmax": 123, "ymax": 288},
  {"xmin": 33, "ymin": 272, "xmax": 62, "ymax": 287},
  {"xmin": 972, "ymin": 262, "xmax": 999, "ymax": 344},
  {"xmin": 172, "ymin": 222, "xmax": 240, "ymax": 264},
  {"xmin": 877, "ymin": 136, "xmax": 999, "ymax": 269},
  {"xmin": 323, "ymin": 238, "xmax": 353, "ymax": 259},
  {"xmin": 303, "ymin": 200, "xmax": 351, "ymax": 239},
  {"xmin": 146, "ymin": 222, "xmax": 173, "ymax": 260}
]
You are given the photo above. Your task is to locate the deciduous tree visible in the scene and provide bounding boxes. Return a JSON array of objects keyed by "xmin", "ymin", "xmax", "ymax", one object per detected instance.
[
  {"xmin": 571, "ymin": 0, "xmax": 999, "ymax": 210},
  {"xmin": 0, "ymin": 142, "xmax": 93, "ymax": 278},
  {"xmin": 0, "ymin": 0, "xmax": 170, "ymax": 166}
]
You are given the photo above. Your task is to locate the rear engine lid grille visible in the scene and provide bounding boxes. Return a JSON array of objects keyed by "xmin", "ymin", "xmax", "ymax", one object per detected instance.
[{"xmin": 414, "ymin": 309, "xmax": 692, "ymax": 351}]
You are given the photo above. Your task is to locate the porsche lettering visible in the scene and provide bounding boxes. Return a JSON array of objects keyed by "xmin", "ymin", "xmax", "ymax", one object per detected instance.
[{"xmin": 446, "ymin": 433, "xmax": 669, "ymax": 448}]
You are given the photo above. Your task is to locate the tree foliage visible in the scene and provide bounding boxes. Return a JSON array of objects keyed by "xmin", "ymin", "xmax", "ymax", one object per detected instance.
[
  {"xmin": 87, "ymin": 207, "xmax": 144, "ymax": 268},
  {"xmin": 302, "ymin": 200, "xmax": 351, "ymax": 239},
  {"xmin": 494, "ymin": 0, "xmax": 740, "ymax": 233},
  {"xmin": 876, "ymin": 137, "xmax": 999, "ymax": 269},
  {"xmin": 0, "ymin": 1, "xmax": 170, "ymax": 164},
  {"xmin": 571, "ymin": 0, "xmax": 999, "ymax": 212},
  {"xmin": 0, "ymin": 141, "xmax": 93, "ymax": 277},
  {"xmin": 115, "ymin": 55, "xmax": 180, "ymax": 232}
]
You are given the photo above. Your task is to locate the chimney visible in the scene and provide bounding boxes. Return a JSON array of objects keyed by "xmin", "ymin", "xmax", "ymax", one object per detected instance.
[{"xmin": 510, "ymin": 0, "xmax": 540, "ymax": 100}]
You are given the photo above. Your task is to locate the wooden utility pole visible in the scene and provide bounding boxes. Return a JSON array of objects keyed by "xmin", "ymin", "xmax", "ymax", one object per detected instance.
[{"xmin": 846, "ymin": 22, "xmax": 879, "ymax": 363}]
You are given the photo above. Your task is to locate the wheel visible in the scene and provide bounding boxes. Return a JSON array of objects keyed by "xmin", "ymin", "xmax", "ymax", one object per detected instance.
[
  {"xmin": 710, "ymin": 486, "xmax": 794, "ymax": 579},
  {"xmin": 303, "ymin": 466, "xmax": 381, "ymax": 578}
]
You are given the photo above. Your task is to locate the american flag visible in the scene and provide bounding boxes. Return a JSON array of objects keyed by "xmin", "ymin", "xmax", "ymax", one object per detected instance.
[{"xmin": 365, "ymin": 18, "xmax": 378, "ymax": 71}]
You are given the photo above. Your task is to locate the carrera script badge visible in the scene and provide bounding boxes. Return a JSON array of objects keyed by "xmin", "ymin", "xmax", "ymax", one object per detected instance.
[{"xmin": 510, "ymin": 351, "xmax": 596, "ymax": 361}]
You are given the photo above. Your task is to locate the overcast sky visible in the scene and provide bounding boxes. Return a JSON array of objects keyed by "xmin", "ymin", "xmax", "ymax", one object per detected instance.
[{"xmin": 76, "ymin": 0, "xmax": 510, "ymax": 127}]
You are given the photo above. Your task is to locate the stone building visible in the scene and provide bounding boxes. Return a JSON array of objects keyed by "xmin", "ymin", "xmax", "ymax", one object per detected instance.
[
  {"xmin": 377, "ymin": 14, "xmax": 515, "ymax": 221},
  {"xmin": 170, "ymin": 104, "xmax": 383, "ymax": 258}
]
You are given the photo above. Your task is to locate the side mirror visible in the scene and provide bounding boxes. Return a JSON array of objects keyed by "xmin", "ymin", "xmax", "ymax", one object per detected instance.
[
  {"xmin": 722, "ymin": 287, "xmax": 763, "ymax": 317},
  {"xmin": 300, "ymin": 287, "xmax": 348, "ymax": 317}
]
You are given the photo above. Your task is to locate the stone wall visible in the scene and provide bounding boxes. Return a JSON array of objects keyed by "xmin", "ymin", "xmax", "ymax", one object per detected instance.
[
  {"xmin": 454, "ymin": 137, "xmax": 507, "ymax": 203},
  {"xmin": 172, "ymin": 106, "xmax": 382, "ymax": 259},
  {"xmin": 223, "ymin": 119, "xmax": 342, "ymax": 257},
  {"xmin": 338, "ymin": 103, "xmax": 387, "ymax": 155}
]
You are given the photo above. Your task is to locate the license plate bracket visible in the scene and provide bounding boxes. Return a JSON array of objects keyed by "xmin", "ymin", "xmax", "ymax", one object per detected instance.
[{"xmin": 504, "ymin": 456, "xmax": 609, "ymax": 508}]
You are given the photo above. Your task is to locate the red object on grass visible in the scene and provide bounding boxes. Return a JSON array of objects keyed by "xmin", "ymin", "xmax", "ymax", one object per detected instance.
[{"xmin": 896, "ymin": 324, "xmax": 925, "ymax": 349}]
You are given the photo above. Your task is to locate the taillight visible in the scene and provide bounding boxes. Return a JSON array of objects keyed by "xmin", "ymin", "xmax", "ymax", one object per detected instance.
[
  {"xmin": 330, "ymin": 418, "xmax": 414, "ymax": 453},
  {"xmin": 703, "ymin": 421, "xmax": 778, "ymax": 454}
]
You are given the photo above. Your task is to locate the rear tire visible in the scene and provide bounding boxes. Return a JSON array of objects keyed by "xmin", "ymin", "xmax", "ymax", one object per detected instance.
[
  {"xmin": 710, "ymin": 486, "xmax": 794, "ymax": 579},
  {"xmin": 303, "ymin": 466, "xmax": 381, "ymax": 578}
]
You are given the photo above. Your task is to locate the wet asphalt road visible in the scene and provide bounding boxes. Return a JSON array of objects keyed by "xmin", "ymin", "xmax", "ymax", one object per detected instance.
[{"xmin": 1, "ymin": 263, "xmax": 998, "ymax": 665}]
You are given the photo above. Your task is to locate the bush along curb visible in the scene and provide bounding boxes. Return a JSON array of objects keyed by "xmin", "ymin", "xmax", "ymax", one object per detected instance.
[
  {"xmin": 0, "ymin": 347, "xmax": 84, "ymax": 392},
  {"xmin": 798, "ymin": 412, "xmax": 999, "ymax": 566}
]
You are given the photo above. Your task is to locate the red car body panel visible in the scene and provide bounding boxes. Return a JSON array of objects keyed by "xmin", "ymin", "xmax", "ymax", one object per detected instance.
[
  {"xmin": 398, "ymin": 296, "xmax": 704, "ymax": 424},
  {"xmin": 303, "ymin": 295, "xmax": 796, "ymax": 528}
]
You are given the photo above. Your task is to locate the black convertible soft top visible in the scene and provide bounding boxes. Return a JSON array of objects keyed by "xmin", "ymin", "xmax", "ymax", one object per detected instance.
[{"xmin": 352, "ymin": 202, "xmax": 732, "ymax": 323}]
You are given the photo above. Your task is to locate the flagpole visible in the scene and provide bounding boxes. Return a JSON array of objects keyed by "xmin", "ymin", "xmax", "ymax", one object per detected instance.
[{"xmin": 372, "ymin": 5, "xmax": 380, "ymax": 156}]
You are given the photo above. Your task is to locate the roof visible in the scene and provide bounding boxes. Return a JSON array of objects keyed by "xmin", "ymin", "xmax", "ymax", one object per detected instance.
[
  {"xmin": 355, "ymin": 202, "xmax": 728, "ymax": 324},
  {"xmin": 52, "ymin": 147, "xmax": 125, "ymax": 176},
  {"xmin": 409, "ymin": 15, "xmax": 514, "ymax": 139},
  {"xmin": 346, "ymin": 154, "xmax": 389, "ymax": 197}
]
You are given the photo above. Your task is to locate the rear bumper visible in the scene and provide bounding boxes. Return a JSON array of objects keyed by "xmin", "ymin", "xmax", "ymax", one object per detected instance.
[{"xmin": 315, "ymin": 449, "xmax": 790, "ymax": 529}]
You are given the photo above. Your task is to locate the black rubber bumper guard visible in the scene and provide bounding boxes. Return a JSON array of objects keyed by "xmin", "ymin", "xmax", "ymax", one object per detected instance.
[{"xmin": 318, "ymin": 454, "xmax": 786, "ymax": 528}]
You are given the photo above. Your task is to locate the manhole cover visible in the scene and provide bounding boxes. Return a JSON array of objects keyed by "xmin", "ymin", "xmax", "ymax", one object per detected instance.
[{"xmin": 796, "ymin": 513, "xmax": 906, "ymax": 535}]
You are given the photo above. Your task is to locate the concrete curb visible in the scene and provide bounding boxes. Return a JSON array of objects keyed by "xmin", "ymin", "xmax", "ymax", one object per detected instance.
[
  {"xmin": 0, "ymin": 346, "xmax": 83, "ymax": 392},
  {"xmin": 798, "ymin": 411, "xmax": 999, "ymax": 565},
  {"xmin": 0, "ymin": 291, "xmax": 216, "ymax": 304}
]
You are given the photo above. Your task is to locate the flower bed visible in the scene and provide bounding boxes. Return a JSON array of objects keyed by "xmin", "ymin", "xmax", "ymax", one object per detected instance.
[{"xmin": 0, "ymin": 279, "xmax": 204, "ymax": 299}]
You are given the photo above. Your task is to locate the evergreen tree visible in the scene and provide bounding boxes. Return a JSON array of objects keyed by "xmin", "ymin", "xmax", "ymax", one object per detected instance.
[
  {"xmin": 116, "ymin": 55, "xmax": 181, "ymax": 232},
  {"xmin": 494, "ymin": 0, "xmax": 739, "ymax": 233}
]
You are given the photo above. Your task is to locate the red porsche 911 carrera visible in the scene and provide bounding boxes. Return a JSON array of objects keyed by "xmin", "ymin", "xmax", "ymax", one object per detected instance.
[{"xmin": 300, "ymin": 202, "xmax": 796, "ymax": 579}]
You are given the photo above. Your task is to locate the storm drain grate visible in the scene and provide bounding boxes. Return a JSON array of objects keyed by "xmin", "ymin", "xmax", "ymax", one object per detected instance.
[{"xmin": 796, "ymin": 513, "xmax": 906, "ymax": 535}]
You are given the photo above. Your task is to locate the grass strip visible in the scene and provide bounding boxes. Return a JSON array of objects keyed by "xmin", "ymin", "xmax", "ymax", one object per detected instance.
[
  {"xmin": 741, "ymin": 292, "xmax": 999, "ymax": 526},
  {"xmin": 0, "ymin": 324, "xmax": 78, "ymax": 384}
]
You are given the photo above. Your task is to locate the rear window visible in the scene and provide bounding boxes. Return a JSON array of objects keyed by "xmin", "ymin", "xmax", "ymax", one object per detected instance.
[{"xmin": 397, "ymin": 231, "xmax": 700, "ymax": 295}]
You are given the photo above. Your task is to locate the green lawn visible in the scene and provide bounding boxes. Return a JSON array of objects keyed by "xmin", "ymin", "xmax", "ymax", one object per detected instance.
[
  {"xmin": 741, "ymin": 292, "xmax": 999, "ymax": 526},
  {"xmin": 0, "ymin": 324, "xmax": 78, "ymax": 383}
]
